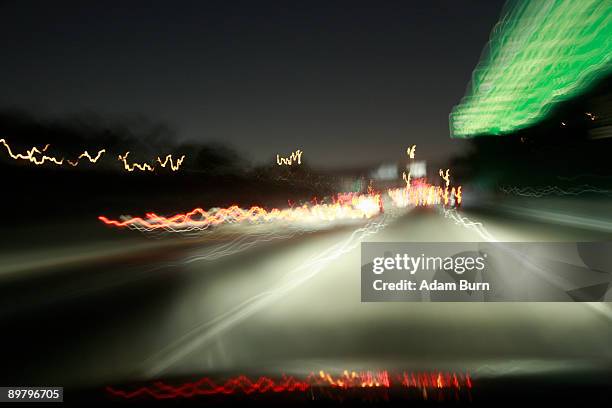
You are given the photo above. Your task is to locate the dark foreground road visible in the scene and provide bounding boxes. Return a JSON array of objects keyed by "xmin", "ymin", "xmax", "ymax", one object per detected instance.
[{"xmin": 0, "ymin": 197, "xmax": 611, "ymax": 403}]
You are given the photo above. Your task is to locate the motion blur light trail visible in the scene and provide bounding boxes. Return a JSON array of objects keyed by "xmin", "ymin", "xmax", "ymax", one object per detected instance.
[
  {"xmin": 1, "ymin": 138, "xmax": 183, "ymax": 171},
  {"xmin": 1, "ymin": 139, "xmax": 59, "ymax": 165},
  {"xmin": 388, "ymin": 180, "xmax": 462, "ymax": 208},
  {"xmin": 406, "ymin": 144, "xmax": 416, "ymax": 159},
  {"xmin": 66, "ymin": 149, "xmax": 106, "ymax": 166},
  {"xmin": 144, "ymin": 214, "xmax": 393, "ymax": 376},
  {"xmin": 156, "ymin": 153, "xmax": 186, "ymax": 171},
  {"xmin": 117, "ymin": 152, "xmax": 151, "ymax": 172},
  {"xmin": 1, "ymin": 138, "xmax": 62, "ymax": 166},
  {"xmin": 178, "ymin": 230, "xmax": 304, "ymax": 261},
  {"xmin": 450, "ymin": 0, "xmax": 611, "ymax": 137},
  {"xmin": 117, "ymin": 152, "xmax": 186, "ymax": 172},
  {"xmin": 139, "ymin": 229, "xmax": 309, "ymax": 277},
  {"xmin": 117, "ymin": 151, "xmax": 185, "ymax": 172},
  {"xmin": 500, "ymin": 185, "xmax": 612, "ymax": 197},
  {"xmin": 98, "ymin": 193, "xmax": 382, "ymax": 232},
  {"xmin": 107, "ymin": 375, "xmax": 309, "ymax": 398},
  {"xmin": 0, "ymin": 138, "xmax": 105, "ymax": 167},
  {"xmin": 106, "ymin": 370, "xmax": 471, "ymax": 399},
  {"xmin": 276, "ymin": 148, "xmax": 303, "ymax": 166},
  {"xmin": 388, "ymin": 162, "xmax": 462, "ymax": 208},
  {"xmin": 388, "ymin": 183, "xmax": 462, "ymax": 208},
  {"xmin": 442, "ymin": 208, "xmax": 497, "ymax": 242}
]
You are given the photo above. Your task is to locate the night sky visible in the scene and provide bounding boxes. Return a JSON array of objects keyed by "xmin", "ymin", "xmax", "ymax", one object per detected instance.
[{"xmin": 0, "ymin": 0, "xmax": 505, "ymax": 168}]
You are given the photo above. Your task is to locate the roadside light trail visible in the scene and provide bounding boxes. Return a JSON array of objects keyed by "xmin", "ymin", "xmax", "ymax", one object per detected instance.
[
  {"xmin": 441, "ymin": 208, "xmax": 497, "ymax": 242},
  {"xmin": 0, "ymin": 137, "xmax": 185, "ymax": 171},
  {"xmin": 143, "ymin": 209, "xmax": 404, "ymax": 377},
  {"xmin": 135, "ymin": 227, "xmax": 311, "ymax": 275},
  {"xmin": 3, "ymin": 201, "xmax": 612, "ymax": 388},
  {"xmin": 98, "ymin": 193, "xmax": 383, "ymax": 233},
  {"xmin": 440, "ymin": 207, "xmax": 612, "ymax": 323}
]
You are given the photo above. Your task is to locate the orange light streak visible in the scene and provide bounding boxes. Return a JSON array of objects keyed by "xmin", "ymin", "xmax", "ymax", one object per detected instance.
[
  {"xmin": 66, "ymin": 149, "xmax": 106, "ymax": 166},
  {"xmin": 388, "ymin": 170, "xmax": 462, "ymax": 208},
  {"xmin": 157, "ymin": 154, "xmax": 185, "ymax": 171},
  {"xmin": 0, "ymin": 139, "xmax": 63, "ymax": 166},
  {"xmin": 117, "ymin": 151, "xmax": 155, "ymax": 172},
  {"xmin": 2, "ymin": 138, "xmax": 184, "ymax": 171},
  {"xmin": 99, "ymin": 194, "xmax": 382, "ymax": 232},
  {"xmin": 276, "ymin": 149, "xmax": 303, "ymax": 165},
  {"xmin": 118, "ymin": 151, "xmax": 185, "ymax": 172}
]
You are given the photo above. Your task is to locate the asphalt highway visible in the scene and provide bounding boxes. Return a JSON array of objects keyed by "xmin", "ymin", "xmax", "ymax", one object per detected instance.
[{"xmin": 1, "ymin": 198, "xmax": 611, "ymax": 393}]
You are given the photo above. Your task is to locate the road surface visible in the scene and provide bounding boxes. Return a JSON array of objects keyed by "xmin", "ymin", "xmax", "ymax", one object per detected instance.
[{"xmin": 1, "ymin": 197, "xmax": 611, "ymax": 391}]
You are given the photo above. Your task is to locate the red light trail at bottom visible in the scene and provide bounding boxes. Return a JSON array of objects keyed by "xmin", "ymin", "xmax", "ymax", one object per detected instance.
[{"xmin": 106, "ymin": 370, "xmax": 472, "ymax": 400}]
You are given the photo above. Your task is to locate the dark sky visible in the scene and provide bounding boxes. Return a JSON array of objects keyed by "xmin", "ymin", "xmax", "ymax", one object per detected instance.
[{"xmin": 0, "ymin": 0, "xmax": 504, "ymax": 168}]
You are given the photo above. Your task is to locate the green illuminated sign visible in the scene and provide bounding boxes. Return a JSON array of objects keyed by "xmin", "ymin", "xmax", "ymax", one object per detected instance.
[{"xmin": 450, "ymin": 0, "xmax": 611, "ymax": 138}]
